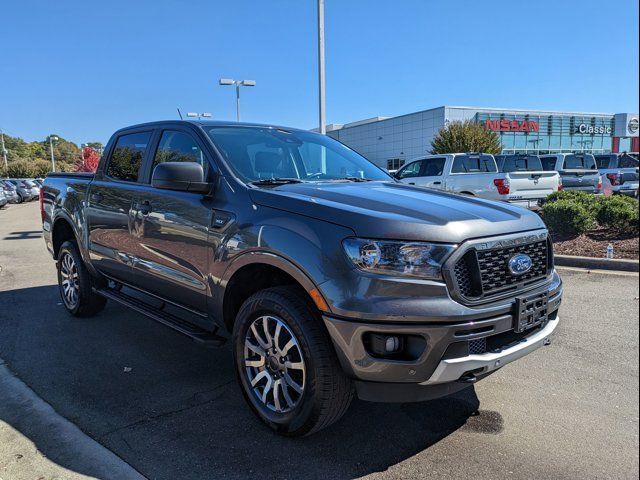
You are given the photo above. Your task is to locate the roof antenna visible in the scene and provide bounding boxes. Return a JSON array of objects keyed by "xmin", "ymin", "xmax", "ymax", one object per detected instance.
[{"xmin": 176, "ymin": 108, "xmax": 183, "ymax": 120}]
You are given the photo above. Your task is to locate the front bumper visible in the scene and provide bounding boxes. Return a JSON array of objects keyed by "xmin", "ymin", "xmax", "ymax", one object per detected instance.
[
  {"xmin": 422, "ymin": 315, "xmax": 558, "ymax": 385},
  {"xmin": 322, "ymin": 274, "xmax": 562, "ymax": 402}
]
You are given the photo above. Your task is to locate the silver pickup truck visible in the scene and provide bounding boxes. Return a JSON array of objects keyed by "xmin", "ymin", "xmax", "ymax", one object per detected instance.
[
  {"xmin": 540, "ymin": 153, "xmax": 602, "ymax": 194},
  {"xmin": 395, "ymin": 153, "xmax": 559, "ymax": 208},
  {"xmin": 594, "ymin": 153, "xmax": 639, "ymax": 197}
]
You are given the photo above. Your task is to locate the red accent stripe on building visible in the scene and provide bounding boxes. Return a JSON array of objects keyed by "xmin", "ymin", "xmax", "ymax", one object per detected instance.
[
  {"xmin": 612, "ymin": 137, "xmax": 620, "ymax": 153},
  {"xmin": 631, "ymin": 137, "xmax": 639, "ymax": 153}
]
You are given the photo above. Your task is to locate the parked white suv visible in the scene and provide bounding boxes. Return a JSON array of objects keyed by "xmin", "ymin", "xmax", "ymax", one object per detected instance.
[{"xmin": 394, "ymin": 153, "xmax": 559, "ymax": 207}]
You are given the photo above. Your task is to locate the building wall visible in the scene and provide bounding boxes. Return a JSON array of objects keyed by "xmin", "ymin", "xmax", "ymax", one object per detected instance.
[
  {"xmin": 328, "ymin": 105, "xmax": 635, "ymax": 170},
  {"xmin": 328, "ymin": 107, "xmax": 445, "ymax": 170}
]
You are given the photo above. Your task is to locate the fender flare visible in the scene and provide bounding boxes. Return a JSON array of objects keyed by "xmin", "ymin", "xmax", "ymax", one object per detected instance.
[{"xmin": 213, "ymin": 250, "xmax": 331, "ymax": 324}]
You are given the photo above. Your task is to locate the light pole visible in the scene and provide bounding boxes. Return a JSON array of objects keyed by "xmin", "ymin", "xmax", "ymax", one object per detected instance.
[
  {"xmin": 186, "ymin": 112, "xmax": 213, "ymax": 120},
  {"xmin": 0, "ymin": 128, "xmax": 7, "ymax": 171},
  {"xmin": 48, "ymin": 135, "xmax": 59, "ymax": 172},
  {"xmin": 219, "ymin": 79, "xmax": 256, "ymax": 121},
  {"xmin": 317, "ymin": 0, "xmax": 326, "ymax": 134}
]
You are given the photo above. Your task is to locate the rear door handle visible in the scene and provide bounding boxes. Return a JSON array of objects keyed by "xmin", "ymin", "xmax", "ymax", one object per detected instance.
[
  {"xmin": 90, "ymin": 192, "xmax": 103, "ymax": 203},
  {"xmin": 135, "ymin": 200, "xmax": 152, "ymax": 215}
]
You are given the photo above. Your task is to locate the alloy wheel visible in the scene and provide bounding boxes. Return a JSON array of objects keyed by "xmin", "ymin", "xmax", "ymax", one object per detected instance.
[
  {"xmin": 60, "ymin": 252, "xmax": 79, "ymax": 308},
  {"xmin": 243, "ymin": 315, "xmax": 306, "ymax": 413}
]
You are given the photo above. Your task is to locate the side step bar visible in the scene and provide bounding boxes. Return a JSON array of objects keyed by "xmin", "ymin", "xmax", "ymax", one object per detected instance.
[{"xmin": 95, "ymin": 287, "xmax": 226, "ymax": 347}]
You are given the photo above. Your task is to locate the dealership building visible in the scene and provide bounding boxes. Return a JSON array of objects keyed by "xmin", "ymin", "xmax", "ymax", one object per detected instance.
[{"xmin": 325, "ymin": 106, "xmax": 639, "ymax": 170}]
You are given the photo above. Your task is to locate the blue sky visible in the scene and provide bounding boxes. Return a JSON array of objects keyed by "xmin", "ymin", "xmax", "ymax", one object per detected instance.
[{"xmin": 1, "ymin": 0, "xmax": 638, "ymax": 144}]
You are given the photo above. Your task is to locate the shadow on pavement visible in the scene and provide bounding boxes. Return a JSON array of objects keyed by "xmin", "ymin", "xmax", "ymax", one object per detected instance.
[
  {"xmin": 0, "ymin": 285, "xmax": 497, "ymax": 480},
  {"xmin": 3, "ymin": 230, "xmax": 43, "ymax": 240}
]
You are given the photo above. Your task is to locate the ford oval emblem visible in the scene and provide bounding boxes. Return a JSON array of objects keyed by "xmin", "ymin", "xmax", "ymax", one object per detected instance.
[{"xmin": 508, "ymin": 254, "xmax": 533, "ymax": 276}]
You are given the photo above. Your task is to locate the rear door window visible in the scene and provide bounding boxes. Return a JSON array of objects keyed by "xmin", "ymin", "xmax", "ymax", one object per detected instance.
[
  {"xmin": 451, "ymin": 155, "xmax": 497, "ymax": 173},
  {"xmin": 106, "ymin": 132, "xmax": 152, "ymax": 182},
  {"xmin": 421, "ymin": 157, "xmax": 446, "ymax": 176}
]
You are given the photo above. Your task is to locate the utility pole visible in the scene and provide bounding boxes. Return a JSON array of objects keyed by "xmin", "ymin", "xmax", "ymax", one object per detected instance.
[
  {"xmin": 317, "ymin": 0, "xmax": 326, "ymax": 134},
  {"xmin": 0, "ymin": 129, "xmax": 7, "ymax": 171}
]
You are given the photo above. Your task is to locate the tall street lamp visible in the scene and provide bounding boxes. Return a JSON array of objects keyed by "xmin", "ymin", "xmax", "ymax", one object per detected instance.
[
  {"xmin": 219, "ymin": 79, "xmax": 256, "ymax": 121},
  {"xmin": 317, "ymin": 0, "xmax": 326, "ymax": 134},
  {"xmin": 48, "ymin": 135, "xmax": 59, "ymax": 172}
]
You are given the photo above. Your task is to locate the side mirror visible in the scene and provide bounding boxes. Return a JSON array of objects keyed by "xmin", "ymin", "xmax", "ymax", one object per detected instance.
[{"xmin": 151, "ymin": 162, "xmax": 212, "ymax": 194}]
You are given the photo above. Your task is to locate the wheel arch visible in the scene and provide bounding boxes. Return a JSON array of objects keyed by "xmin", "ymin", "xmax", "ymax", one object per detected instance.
[{"xmin": 218, "ymin": 252, "xmax": 329, "ymax": 333}]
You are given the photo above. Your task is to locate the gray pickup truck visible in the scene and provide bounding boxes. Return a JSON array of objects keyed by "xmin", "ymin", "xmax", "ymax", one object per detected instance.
[{"xmin": 41, "ymin": 120, "xmax": 563, "ymax": 436}]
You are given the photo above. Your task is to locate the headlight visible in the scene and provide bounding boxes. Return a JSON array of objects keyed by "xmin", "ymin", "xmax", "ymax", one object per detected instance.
[{"xmin": 342, "ymin": 238, "xmax": 456, "ymax": 280}]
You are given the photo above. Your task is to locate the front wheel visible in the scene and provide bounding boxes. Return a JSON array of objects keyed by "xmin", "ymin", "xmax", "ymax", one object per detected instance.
[
  {"xmin": 57, "ymin": 240, "xmax": 107, "ymax": 316},
  {"xmin": 233, "ymin": 286, "xmax": 354, "ymax": 436}
]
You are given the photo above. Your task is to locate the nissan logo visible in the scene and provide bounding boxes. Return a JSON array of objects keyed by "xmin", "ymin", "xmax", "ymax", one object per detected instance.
[
  {"xmin": 628, "ymin": 118, "xmax": 639, "ymax": 134},
  {"xmin": 508, "ymin": 254, "xmax": 533, "ymax": 276}
]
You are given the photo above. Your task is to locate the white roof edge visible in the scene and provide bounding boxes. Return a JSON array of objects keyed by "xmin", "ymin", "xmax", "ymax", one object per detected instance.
[{"xmin": 445, "ymin": 105, "xmax": 616, "ymax": 116}]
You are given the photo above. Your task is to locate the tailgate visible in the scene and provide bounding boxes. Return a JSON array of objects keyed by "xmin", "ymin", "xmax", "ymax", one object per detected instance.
[
  {"xmin": 620, "ymin": 169, "xmax": 639, "ymax": 186},
  {"xmin": 560, "ymin": 170, "xmax": 600, "ymax": 189},
  {"xmin": 507, "ymin": 171, "xmax": 558, "ymax": 199}
]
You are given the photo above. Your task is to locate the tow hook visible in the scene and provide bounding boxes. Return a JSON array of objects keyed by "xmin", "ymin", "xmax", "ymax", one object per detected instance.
[
  {"xmin": 458, "ymin": 373, "xmax": 478, "ymax": 383},
  {"xmin": 543, "ymin": 337, "xmax": 551, "ymax": 346}
]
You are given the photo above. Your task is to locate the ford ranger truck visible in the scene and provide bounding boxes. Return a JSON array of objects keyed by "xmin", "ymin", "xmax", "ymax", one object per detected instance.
[{"xmin": 41, "ymin": 120, "xmax": 563, "ymax": 436}]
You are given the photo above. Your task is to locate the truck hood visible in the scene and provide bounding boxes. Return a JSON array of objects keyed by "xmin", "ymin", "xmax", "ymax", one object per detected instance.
[{"xmin": 249, "ymin": 181, "xmax": 545, "ymax": 243}]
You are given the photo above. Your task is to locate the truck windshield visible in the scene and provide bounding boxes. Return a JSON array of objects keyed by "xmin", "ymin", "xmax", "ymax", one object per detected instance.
[
  {"xmin": 563, "ymin": 154, "xmax": 596, "ymax": 170},
  {"xmin": 496, "ymin": 155, "xmax": 543, "ymax": 172},
  {"xmin": 203, "ymin": 127, "xmax": 391, "ymax": 184}
]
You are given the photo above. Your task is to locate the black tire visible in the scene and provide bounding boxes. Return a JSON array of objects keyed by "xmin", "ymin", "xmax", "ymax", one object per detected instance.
[
  {"xmin": 233, "ymin": 286, "xmax": 354, "ymax": 436},
  {"xmin": 57, "ymin": 240, "xmax": 107, "ymax": 317},
  {"xmin": 16, "ymin": 194, "xmax": 23, "ymax": 204}
]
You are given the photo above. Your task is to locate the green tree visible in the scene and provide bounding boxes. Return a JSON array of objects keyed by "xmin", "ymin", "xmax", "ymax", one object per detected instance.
[{"xmin": 430, "ymin": 120, "xmax": 502, "ymax": 154}]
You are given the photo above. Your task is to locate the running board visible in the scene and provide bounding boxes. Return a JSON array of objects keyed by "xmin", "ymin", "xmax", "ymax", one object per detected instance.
[{"xmin": 94, "ymin": 287, "xmax": 226, "ymax": 346}]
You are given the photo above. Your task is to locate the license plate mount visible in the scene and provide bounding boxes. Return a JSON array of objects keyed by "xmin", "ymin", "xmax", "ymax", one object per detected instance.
[{"xmin": 514, "ymin": 292, "xmax": 549, "ymax": 333}]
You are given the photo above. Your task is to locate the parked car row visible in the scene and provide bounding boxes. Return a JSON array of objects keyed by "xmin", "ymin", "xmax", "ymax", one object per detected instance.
[
  {"xmin": 0, "ymin": 178, "xmax": 43, "ymax": 208},
  {"xmin": 392, "ymin": 152, "xmax": 639, "ymax": 207},
  {"xmin": 393, "ymin": 152, "xmax": 561, "ymax": 208}
]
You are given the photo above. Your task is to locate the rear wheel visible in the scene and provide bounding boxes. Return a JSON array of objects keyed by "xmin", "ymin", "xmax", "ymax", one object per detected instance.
[
  {"xmin": 233, "ymin": 286, "xmax": 354, "ymax": 436},
  {"xmin": 57, "ymin": 240, "xmax": 107, "ymax": 316}
]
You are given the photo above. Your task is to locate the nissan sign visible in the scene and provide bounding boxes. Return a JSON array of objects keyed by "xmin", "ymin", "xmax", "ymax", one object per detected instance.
[
  {"xmin": 628, "ymin": 118, "xmax": 639, "ymax": 134},
  {"xmin": 484, "ymin": 119, "xmax": 540, "ymax": 133},
  {"xmin": 577, "ymin": 124, "xmax": 612, "ymax": 135}
]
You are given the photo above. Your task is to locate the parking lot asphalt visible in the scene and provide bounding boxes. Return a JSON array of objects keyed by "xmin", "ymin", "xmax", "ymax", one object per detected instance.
[{"xmin": 0, "ymin": 202, "xmax": 638, "ymax": 480}]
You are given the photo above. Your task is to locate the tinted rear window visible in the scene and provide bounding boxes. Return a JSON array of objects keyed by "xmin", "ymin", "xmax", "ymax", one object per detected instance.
[
  {"xmin": 619, "ymin": 154, "xmax": 639, "ymax": 168},
  {"xmin": 496, "ymin": 155, "xmax": 543, "ymax": 172},
  {"xmin": 540, "ymin": 157, "xmax": 558, "ymax": 171},
  {"xmin": 106, "ymin": 132, "xmax": 152, "ymax": 182},
  {"xmin": 595, "ymin": 155, "xmax": 613, "ymax": 169},
  {"xmin": 451, "ymin": 155, "xmax": 497, "ymax": 173},
  {"xmin": 563, "ymin": 154, "xmax": 596, "ymax": 170}
]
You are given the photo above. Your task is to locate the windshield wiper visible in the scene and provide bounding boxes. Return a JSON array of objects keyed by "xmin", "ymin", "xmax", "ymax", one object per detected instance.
[
  {"xmin": 332, "ymin": 177, "xmax": 372, "ymax": 182},
  {"xmin": 250, "ymin": 177, "xmax": 304, "ymax": 186}
]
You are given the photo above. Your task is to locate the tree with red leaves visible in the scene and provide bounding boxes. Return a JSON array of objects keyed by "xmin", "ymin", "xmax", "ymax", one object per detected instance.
[{"xmin": 75, "ymin": 146, "xmax": 101, "ymax": 172}]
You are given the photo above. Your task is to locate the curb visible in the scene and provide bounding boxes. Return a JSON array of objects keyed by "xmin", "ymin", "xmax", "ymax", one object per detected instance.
[{"xmin": 555, "ymin": 254, "xmax": 639, "ymax": 272}]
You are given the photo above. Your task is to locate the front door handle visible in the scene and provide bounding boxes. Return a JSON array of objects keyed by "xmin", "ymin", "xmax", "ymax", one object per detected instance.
[
  {"xmin": 433, "ymin": 181, "xmax": 442, "ymax": 185},
  {"xmin": 90, "ymin": 192, "xmax": 103, "ymax": 203},
  {"xmin": 135, "ymin": 200, "xmax": 152, "ymax": 215}
]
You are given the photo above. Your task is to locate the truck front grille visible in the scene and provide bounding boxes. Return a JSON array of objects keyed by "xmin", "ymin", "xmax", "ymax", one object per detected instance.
[{"xmin": 453, "ymin": 239, "xmax": 551, "ymax": 301}]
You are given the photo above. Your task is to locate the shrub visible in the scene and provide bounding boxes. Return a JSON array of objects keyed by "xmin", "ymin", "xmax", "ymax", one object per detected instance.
[
  {"xmin": 540, "ymin": 190, "xmax": 602, "ymax": 214},
  {"xmin": 542, "ymin": 200, "xmax": 595, "ymax": 235},
  {"xmin": 430, "ymin": 120, "xmax": 502, "ymax": 155},
  {"xmin": 596, "ymin": 196, "xmax": 639, "ymax": 235}
]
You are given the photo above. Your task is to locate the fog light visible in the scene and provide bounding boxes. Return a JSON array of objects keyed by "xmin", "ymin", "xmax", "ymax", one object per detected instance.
[{"xmin": 385, "ymin": 336, "xmax": 400, "ymax": 353}]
